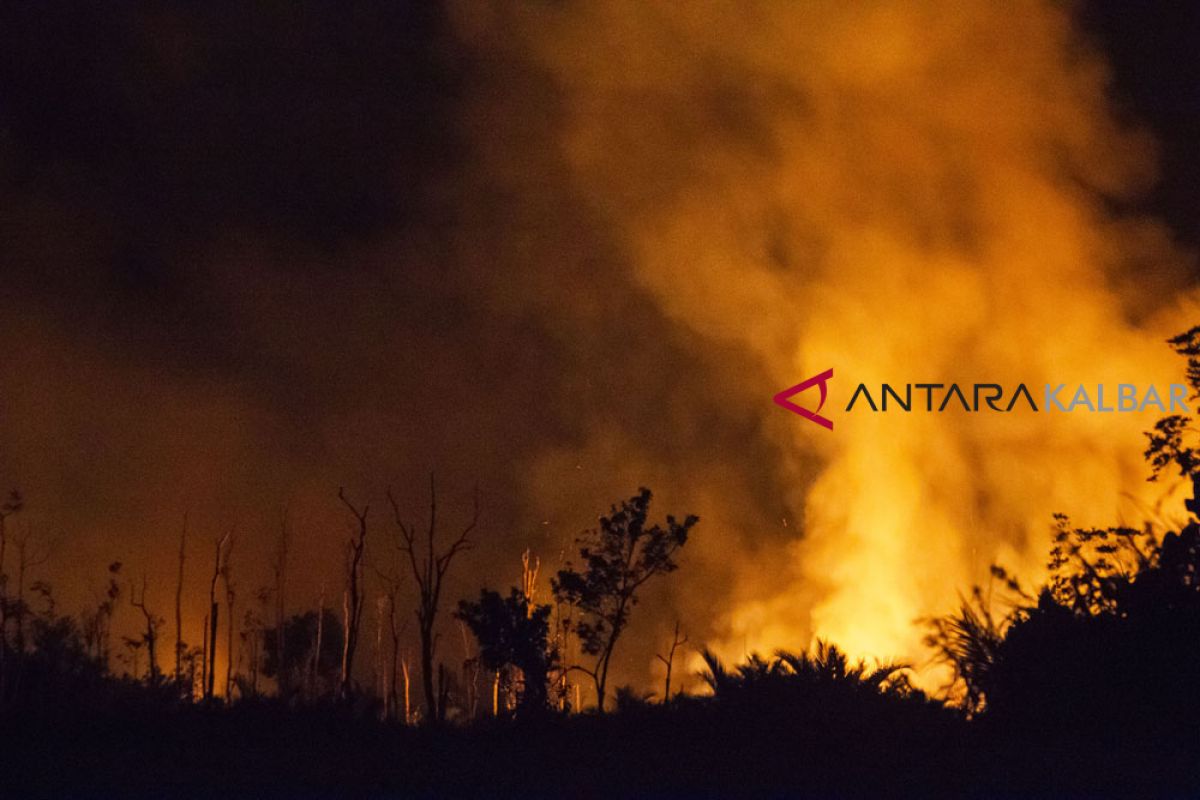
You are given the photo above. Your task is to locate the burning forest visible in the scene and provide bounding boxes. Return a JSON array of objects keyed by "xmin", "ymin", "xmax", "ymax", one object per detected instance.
[{"xmin": 3, "ymin": 1, "xmax": 1200, "ymax": 797}]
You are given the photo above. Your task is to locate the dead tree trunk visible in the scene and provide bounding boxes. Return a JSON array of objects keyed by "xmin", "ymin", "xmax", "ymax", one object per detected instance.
[
  {"xmin": 273, "ymin": 508, "xmax": 290, "ymax": 696},
  {"xmin": 311, "ymin": 583, "xmax": 326, "ymax": 699},
  {"xmin": 375, "ymin": 594, "xmax": 386, "ymax": 713},
  {"xmin": 13, "ymin": 527, "xmax": 48, "ymax": 655},
  {"xmin": 205, "ymin": 529, "xmax": 232, "ymax": 700},
  {"xmin": 223, "ymin": 537, "xmax": 236, "ymax": 700},
  {"xmin": 387, "ymin": 589, "xmax": 401, "ymax": 720},
  {"xmin": 458, "ymin": 619, "xmax": 478, "ymax": 718},
  {"xmin": 401, "ymin": 654, "xmax": 412, "ymax": 724},
  {"xmin": 521, "ymin": 548, "xmax": 540, "ymax": 611},
  {"xmin": 248, "ymin": 594, "xmax": 264, "ymax": 697},
  {"xmin": 654, "ymin": 621, "xmax": 688, "ymax": 703},
  {"xmin": 336, "ymin": 488, "xmax": 369, "ymax": 701},
  {"xmin": 387, "ymin": 475, "xmax": 478, "ymax": 723},
  {"xmin": 130, "ymin": 576, "xmax": 160, "ymax": 685},
  {"xmin": 200, "ymin": 611, "xmax": 209, "ymax": 695},
  {"xmin": 175, "ymin": 513, "xmax": 187, "ymax": 691}
]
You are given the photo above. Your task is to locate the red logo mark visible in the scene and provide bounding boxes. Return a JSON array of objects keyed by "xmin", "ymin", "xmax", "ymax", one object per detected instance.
[{"xmin": 773, "ymin": 368, "xmax": 834, "ymax": 430}]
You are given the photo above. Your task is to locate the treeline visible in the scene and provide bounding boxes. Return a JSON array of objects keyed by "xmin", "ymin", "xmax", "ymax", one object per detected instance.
[
  {"xmin": 6, "ymin": 330, "xmax": 1200, "ymax": 796},
  {"xmin": 0, "ymin": 476, "xmax": 698, "ymax": 725}
]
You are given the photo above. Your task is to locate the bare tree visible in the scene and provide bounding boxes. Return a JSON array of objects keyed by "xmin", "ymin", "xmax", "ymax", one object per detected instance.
[
  {"xmin": 273, "ymin": 507, "xmax": 291, "ymax": 695},
  {"xmin": 130, "ymin": 576, "xmax": 162, "ymax": 684},
  {"xmin": 12, "ymin": 524, "xmax": 50, "ymax": 654},
  {"xmin": 371, "ymin": 560, "xmax": 406, "ymax": 722},
  {"xmin": 222, "ymin": 535, "xmax": 237, "ymax": 699},
  {"xmin": 375, "ymin": 594, "xmax": 388, "ymax": 713},
  {"xmin": 521, "ymin": 548, "xmax": 540, "ymax": 611},
  {"xmin": 311, "ymin": 582, "xmax": 326, "ymax": 700},
  {"xmin": 337, "ymin": 488, "xmax": 369, "ymax": 700},
  {"xmin": 200, "ymin": 611, "xmax": 209, "ymax": 694},
  {"xmin": 401, "ymin": 652, "xmax": 412, "ymax": 723},
  {"xmin": 386, "ymin": 590, "xmax": 404, "ymax": 721},
  {"xmin": 654, "ymin": 621, "xmax": 688, "ymax": 703},
  {"xmin": 458, "ymin": 619, "xmax": 479, "ymax": 718},
  {"xmin": 175, "ymin": 513, "xmax": 188, "ymax": 691},
  {"xmin": 245, "ymin": 590, "xmax": 269, "ymax": 697},
  {"xmin": 371, "ymin": 523, "xmax": 409, "ymax": 722},
  {"xmin": 205, "ymin": 528, "xmax": 233, "ymax": 700},
  {"xmin": 386, "ymin": 475, "xmax": 478, "ymax": 723}
]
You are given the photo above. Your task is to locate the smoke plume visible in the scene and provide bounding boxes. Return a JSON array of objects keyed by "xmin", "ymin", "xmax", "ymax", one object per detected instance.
[{"xmin": 0, "ymin": 1, "xmax": 1196, "ymax": 691}]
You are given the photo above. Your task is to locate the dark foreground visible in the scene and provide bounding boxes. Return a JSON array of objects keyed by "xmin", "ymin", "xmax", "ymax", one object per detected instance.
[{"xmin": 3, "ymin": 689, "xmax": 1197, "ymax": 799}]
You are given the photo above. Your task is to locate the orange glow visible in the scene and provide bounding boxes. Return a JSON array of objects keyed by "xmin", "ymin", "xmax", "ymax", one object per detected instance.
[{"xmin": 468, "ymin": 0, "xmax": 1200, "ymax": 681}]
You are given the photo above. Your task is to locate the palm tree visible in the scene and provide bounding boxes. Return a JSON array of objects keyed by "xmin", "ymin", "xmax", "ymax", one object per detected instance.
[{"xmin": 698, "ymin": 641, "xmax": 910, "ymax": 699}]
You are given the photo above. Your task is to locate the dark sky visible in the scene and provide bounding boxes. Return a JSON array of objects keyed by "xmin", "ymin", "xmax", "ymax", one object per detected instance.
[
  {"xmin": 1080, "ymin": 1, "xmax": 1200, "ymax": 245},
  {"xmin": 2, "ymin": 2, "xmax": 1197, "ymax": 362},
  {"xmin": 0, "ymin": 1, "xmax": 798, "ymax": 690},
  {"xmin": 1, "ymin": 1, "xmax": 1198, "ymax": 690}
]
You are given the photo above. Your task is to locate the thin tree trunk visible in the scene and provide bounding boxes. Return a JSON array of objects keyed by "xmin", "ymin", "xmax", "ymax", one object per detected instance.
[
  {"xmin": 206, "ymin": 601, "xmax": 219, "ymax": 699},
  {"xmin": 205, "ymin": 530, "xmax": 231, "ymax": 700},
  {"xmin": 337, "ymin": 489, "xmax": 368, "ymax": 701},
  {"xmin": 401, "ymin": 655, "xmax": 411, "ymax": 724},
  {"xmin": 375, "ymin": 595, "xmax": 386, "ymax": 716},
  {"xmin": 386, "ymin": 477, "xmax": 478, "ymax": 724},
  {"xmin": 420, "ymin": 621, "xmax": 436, "ymax": 721},
  {"xmin": 655, "ymin": 621, "xmax": 687, "ymax": 703},
  {"xmin": 312, "ymin": 584, "xmax": 325, "ymax": 699},
  {"xmin": 275, "ymin": 509, "xmax": 289, "ymax": 696},
  {"xmin": 250, "ymin": 625, "xmax": 260, "ymax": 696},
  {"xmin": 175, "ymin": 513, "xmax": 187, "ymax": 691},
  {"xmin": 387, "ymin": 591, "xmax": 400, "ymax": 720},
  {"xmin": 130, "ymin": 577, "xmax": 159, "ymax": 685},
  {"xmin": 15, "ymin": 536, "xmax": 26, "ymax": 654},
  {"xmin": 437, "ymin": 662, "xmax": 449, "ymax": 721},
  {"xmin": 200, "ymin": 612, "xmax": 209, "ymax": 697},
  {"xmin": 225, "ymin": 583, "xmax": 235, "ymax": 699}
]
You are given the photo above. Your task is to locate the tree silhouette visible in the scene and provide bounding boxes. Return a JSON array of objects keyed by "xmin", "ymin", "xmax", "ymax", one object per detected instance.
[
  {"xmin": 552, "ymin": 488, "xmax": 696, "ymax": 712},
  {"xmin": 654, "ymin": 621, "xmax": 688, "ymax": 703},
  {"xmin": 1146, "ymin": 324, "xmax": 1200, "ymax": 480},
  {"xmin": 930, "ymin": 326, "xmax": 1200, "ymax": 731},
  {"xmin": 261, "ymin": 609, "xmax": 344, "ymax": 697},
  {"xmin": 336, "ymin": 488, "xmax": 369, "ymax": 701},
  {"xmin": 129, "ymin": 576, "xmax": 162, "ymax": 686},
  {"xmin": 204, "ymin": 529, "xmax": 232, "ymax": 701},
  {"xmin": 173, "ymin": 513, "xmax": 187, "ymax": 694},
  {"xmin": 387, "ymin": 476, "xmax": 478, "ymax": 723},
  {"xmin": 456, "ymin": 587, "xmax": 557, "ymax": 715}
]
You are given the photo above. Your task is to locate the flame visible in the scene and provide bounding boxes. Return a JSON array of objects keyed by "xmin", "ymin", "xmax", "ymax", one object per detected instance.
[{"xmin": 465, "ymin": 0, "xmax": 1200, "ymax": 677}]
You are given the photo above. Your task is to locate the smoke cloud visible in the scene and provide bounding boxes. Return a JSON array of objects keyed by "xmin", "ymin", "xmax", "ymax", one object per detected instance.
[{"xmin": 0, "ymin": 1, "xmax": 1196, "ymax": 692}]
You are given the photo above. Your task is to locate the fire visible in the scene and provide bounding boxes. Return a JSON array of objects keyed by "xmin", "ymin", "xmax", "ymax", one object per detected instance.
[{"xmin": 464, "ymin": 0, "xmax": 1200, "ymax": 680}]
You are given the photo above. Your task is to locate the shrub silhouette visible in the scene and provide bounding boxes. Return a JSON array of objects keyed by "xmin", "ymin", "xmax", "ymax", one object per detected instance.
[
  {"xmin": 929, "ymin": 326, "xmax": 1200, "ymax": 750},
  {"xmin": 699, "ymin": 640, "xmax": 913, "ymax": 703},
  {"xmin": 455, "ymin": 587, "xmax": 557, "ymax": 715}
]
